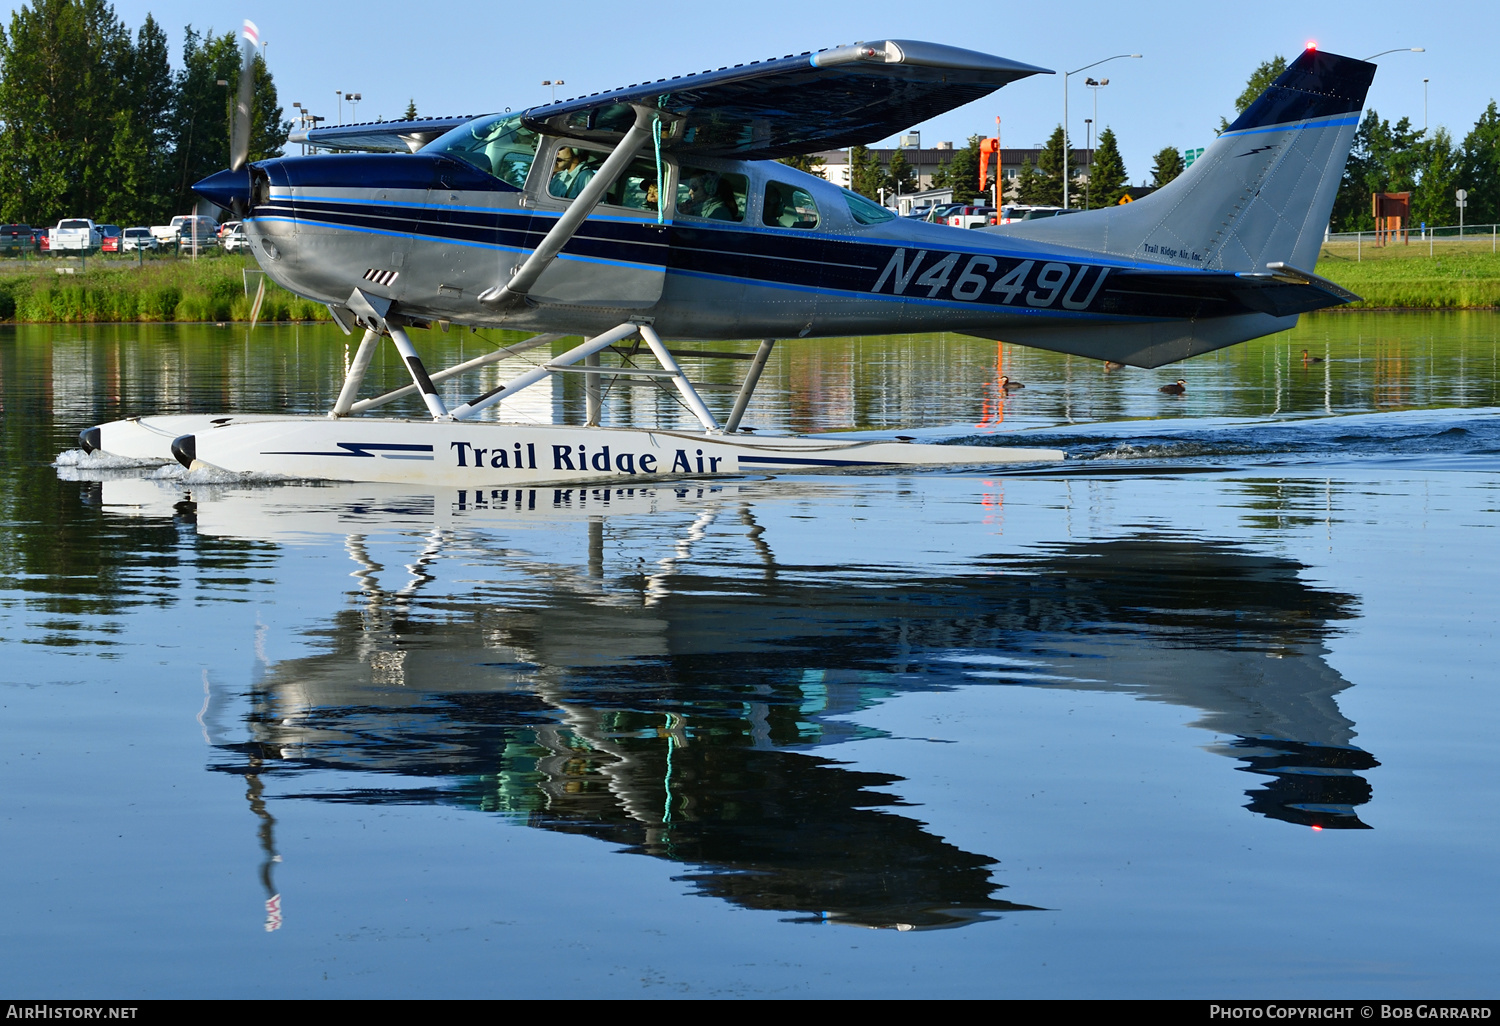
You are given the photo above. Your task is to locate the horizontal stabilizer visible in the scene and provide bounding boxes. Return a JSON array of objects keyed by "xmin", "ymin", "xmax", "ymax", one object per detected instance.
[
  {"xmin": 1112, "ymin": 262, "xmax": 1361, "ymax": 318},
  {"xmin": 522, "ymin": 40, "xmax": 1050, "ymax": 159}
]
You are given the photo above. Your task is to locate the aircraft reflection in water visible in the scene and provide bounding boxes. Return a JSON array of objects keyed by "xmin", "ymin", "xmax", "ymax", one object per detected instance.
[{"xmin": 108, "ymin": 477, "xmax": 1375, "ymax": 930}]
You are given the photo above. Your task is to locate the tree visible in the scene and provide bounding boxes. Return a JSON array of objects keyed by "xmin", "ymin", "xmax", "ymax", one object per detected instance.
[
  {"xmin": 886, "ymin": 149, "xmax": 916, "ymax": 196},
  {"xmin": 168, "ymin": 27, "xmax": 287, "ymax": 214},
  {"xmin": 1412, "ymin": 128, "xmax": 1459, "ymax": 229},
  {"xmin": 849, "ymin": 145, "xmax": 884, "ymax": 199},
  {"xmin": 1087, "ymin": 127, "xmax": 1128, "ymax": 208},
  {"xmin": 1235, "ymin": 56, "xmax": 1287, "ymax": 115},
  {"xmin": 1014, "ymin": 156, "xmax": 1048, "ymax": 204},
  {"xmin": 1025, "ymin": 126, "xmax": 1069, "ymax": 206},
  {"xmin": 0, "ymin": 0, "xmax": 136, "ymax": 224},
  {"xmin": 121, "ymin": 15, "xmax": 175, "ymax": 222},
  {"xmin": 1151, "ymin": 146, "xmax": 1184, "ymax": 187},
  {"xmin": 1459, "ymin": 100, "xmax": 1500, "ymax": 226},
  {"xmin": 777, "ymin": 153, "xmax": 824, "ymax": 178},
  {"xmin": 247, "ymin": 53, "xmax": 287, "ymax": 163},
  {"xmin": 940, "ymin": 136, "xmax": 983, "ymax": 204},
  {"xmin": 1330, "ymin": 109, "xmax": 1424, "ymax": 231},
  {"xmin": 403, "ymin": 99, "xmax": 418, "ymax": 121},
  {"xmin": 1219, "ymin": 55, "xmax": 1288, "ymax": 133}
]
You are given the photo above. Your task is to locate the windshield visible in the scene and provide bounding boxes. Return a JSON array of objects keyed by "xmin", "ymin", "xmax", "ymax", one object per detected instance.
[{"xmin": 422, "ymin": 114, "xmax": 539, "ymax": 188}]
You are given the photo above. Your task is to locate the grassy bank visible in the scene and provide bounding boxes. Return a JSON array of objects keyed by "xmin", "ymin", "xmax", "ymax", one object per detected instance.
[
  {"xmin": 0, "ymin": 254, "xmax": 329, "ymax": 323},
  {"xmin": 1315, "ymin": 240, "xmax": 1500, "ymax": 309}
]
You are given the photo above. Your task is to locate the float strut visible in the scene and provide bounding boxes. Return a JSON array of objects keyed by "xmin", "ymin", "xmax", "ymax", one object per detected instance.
[
  {"xmin": 330, "ymin": 328, "xmax": 381, "ymax": 417},
  {"xmin": 725, "ymin": 339, "xmax": 774, "ymax": 433},
  {"xmin": 638, "ymin": 324, "xmax": 719, "ymax": 433},
  {"xmin": 387, "ymin": 323, "xmax": 448, "ymax": 419}
]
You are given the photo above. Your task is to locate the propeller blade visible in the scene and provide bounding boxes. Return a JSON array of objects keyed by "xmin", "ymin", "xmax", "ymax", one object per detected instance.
[{"xmin": 229, "ymin": 20, "xmax": 258, "ymax": 172}]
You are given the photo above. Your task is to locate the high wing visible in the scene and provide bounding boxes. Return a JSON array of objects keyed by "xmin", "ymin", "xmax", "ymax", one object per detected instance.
[
  {"xmin": 285, "ymin": 41, "xmax": 1046, "ymax": 159},
  {"xmin": 290, "ymin": 116, "xmax": 482, "ymax": 153},
  {"xmin": 521, "ymin": 39, "xmax": 1050, "ymax": 159}
]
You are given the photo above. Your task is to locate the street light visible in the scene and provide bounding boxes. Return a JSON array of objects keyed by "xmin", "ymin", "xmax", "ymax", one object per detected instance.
[
  {"xmin": 1063, "ymin": 54, "xmax": 1140, "ymax": 209},
  {"xmin": 1085, "ymin": 77, "xmax": 1109, "ymax": 209},
  {"xmin": 336, "ymin": 90, "xmax": 343, "ymax": 125},
  {"xmin": 1424, "ymin": 78, "xmax": 1430, "ymax": 133},
  {"xmin": 542, "ymin": 79, "xmax": 565, "ymax": 103},
  {"xmin": 1363, "ymin": 47, "xmax": 1424, "ymax": 61},
  {"xmin": 1083, "ymin": 118, "xmax": 1093, "ymax": 209},
  {"xmin": 347, "ymin": 92, "xmax": 362, "ymax": 122}
]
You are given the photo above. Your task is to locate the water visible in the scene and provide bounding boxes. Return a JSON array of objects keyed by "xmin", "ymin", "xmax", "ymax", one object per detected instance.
[{"xmin": 3, "ymin": 313, "xmax": 1499, "ymax": 997}]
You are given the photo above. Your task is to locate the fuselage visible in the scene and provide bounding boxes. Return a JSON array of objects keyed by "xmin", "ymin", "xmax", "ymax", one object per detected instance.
[{"xmin": 237, "ymin": 121, "xmax": 1168, "ymax": 343}]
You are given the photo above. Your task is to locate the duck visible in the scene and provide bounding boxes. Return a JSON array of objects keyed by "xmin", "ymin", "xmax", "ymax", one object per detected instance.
[
  {"xmin": 1159, "ymin": 379, "xmax": 1187, "ymax": 395},
  {"xmin": 1104, "ymin": 360, "xmax": 1126, "ymax": 372},
  {"xmin": 999, "ymin": 375, "xmax": 1025, "ymax": 391},
  {"xmin": 1301, "ymin": 349, "xmax": 1325, "ymax": 364}
]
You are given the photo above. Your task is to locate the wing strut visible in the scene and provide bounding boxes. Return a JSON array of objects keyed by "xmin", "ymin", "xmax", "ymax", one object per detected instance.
[{"xmin": 479, "ymin": 106, "xmax": 657, "ymax": 308}]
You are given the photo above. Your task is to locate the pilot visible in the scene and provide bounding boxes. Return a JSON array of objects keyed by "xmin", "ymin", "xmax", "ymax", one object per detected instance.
[{"xmin": 550, "ymin": 147, "xmax": 596, "ymax": 199}]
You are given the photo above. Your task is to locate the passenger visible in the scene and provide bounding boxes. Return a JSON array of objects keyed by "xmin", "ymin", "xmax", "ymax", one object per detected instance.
[
  {"xmin": 763, "ymin": 183, "xmax": 798, "ymax": 228},
  {"xmin": 681, "ymin": 175, "xmax": 711, "ymax": 217},
  {"xmin": 642, "ymin": 180, "xmax": 659, "ymax": 212},
  {"xmin": 550, "ymin": 147, "xmax": 596, "ymax": 199},
  {"xmin": 704, "ymin": 178, "xmax": 739, "ymax": 221}
]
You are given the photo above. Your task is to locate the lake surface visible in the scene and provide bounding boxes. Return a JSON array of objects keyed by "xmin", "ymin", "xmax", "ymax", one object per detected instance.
[{"xmin": 3, "ymin": 313, "xmax": 1498, "ymax": 998}]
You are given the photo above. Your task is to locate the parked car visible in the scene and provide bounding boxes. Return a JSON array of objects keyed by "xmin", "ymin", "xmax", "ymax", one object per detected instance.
[
  {"xmin": 924, "ymin": 203, "xmax": 963, "ymax": 224},
  {"xmin": 151, "ymin": 214, "xmax": 220, "ymax": 250},
  {"xmin": 991, "ymin": 205, "xmax": 1078, "ymax": 225},
  {"xmin": 221, "ymin": 223, "xmax": 250, "ymax": 253},
  {"xmin": 50, "ymin": 218, "xmax": 102, "ymax": 252},
  {"xmin": 218, "ymin": 220, "xmax": 242, "ymax": 239},
  {"xmin": 178, "ymin": 215, "xmax": 220, "ymax": 254},
  {"xmin": 121, "ymin": 227, "xmax": 158, "ymax": 253},
  {"xmin": 946, "ymin": 205, "xmax": 996, "ymax": 229},
  {"xmin": 0, "ymin": 223, "xmax": 38, "ymax": 255},
  {"xmin": 98, "ymin": 224, "xmax": 123, "ymax": 253}
]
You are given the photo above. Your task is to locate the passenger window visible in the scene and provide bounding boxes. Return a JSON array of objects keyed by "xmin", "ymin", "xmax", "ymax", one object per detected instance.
[
  {"xmin": 763, "ymin": 181, "xmax": 820, "ymax": 229},
  {"xmin": 424, "ymin": 113, "xmax": 539, "ymax": 188},
  {"xmin": 548, "ymin": 145, "xmax": 608, "ymax": 200},
  {"xmin": 843, "ymin": 189, "xmax": 895, "ymax": 225},
  {"xmin": 605, "ymin": 157, "xmax": 667, "ymax": 213},
  {"xmin": 675, "ymin": 167, "xmax": 747, "ymax": 223}
]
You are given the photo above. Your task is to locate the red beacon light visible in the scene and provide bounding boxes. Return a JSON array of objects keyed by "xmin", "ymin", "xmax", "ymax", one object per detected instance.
[{"xmin": 1306, "ymin": 41, "xmax": 1317, "ymax": 51}]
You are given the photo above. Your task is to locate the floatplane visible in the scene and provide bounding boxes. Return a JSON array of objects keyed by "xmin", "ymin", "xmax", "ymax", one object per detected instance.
[{"xmin": 78, "ymin": 33, "xmax": 1371, "ymax": 486}]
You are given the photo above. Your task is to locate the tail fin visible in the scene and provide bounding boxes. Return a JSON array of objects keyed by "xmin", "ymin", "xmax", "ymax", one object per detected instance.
[{"xmin": 996, "ymin": 48, "xmax": 1375, "ymax": 273}]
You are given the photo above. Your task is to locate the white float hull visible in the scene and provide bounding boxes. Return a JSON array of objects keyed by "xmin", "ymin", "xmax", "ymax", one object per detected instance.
[{"xmin": 85, "ymin": 414, "xmax": 1063, "ymax": 485}]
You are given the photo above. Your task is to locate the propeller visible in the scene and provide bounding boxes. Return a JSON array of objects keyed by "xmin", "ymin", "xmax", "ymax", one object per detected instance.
[{"xmin": 229, "ymin": 20, "xmax": 258, "ymax": 174}]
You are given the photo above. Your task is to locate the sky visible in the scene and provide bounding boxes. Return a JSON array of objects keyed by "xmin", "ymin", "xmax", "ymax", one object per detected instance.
[{"xmin": 47, "ymin": 0, "xmax": 1496, "ymax": 184}]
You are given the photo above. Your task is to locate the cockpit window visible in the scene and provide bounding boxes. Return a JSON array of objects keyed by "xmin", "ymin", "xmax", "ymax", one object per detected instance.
[
  {"xmin": 844, "ymin": 189, "xmax": 895, "ymax": 225},
  {"xmin": 676, "ymin": 167, "xmax": 747, "ymax": 223},
  {"xmin": 422, "ymin": 114, "xmax": 539, "ymax": 187},
  {"xmin": 762, "ymin": 181, "xmax": 819, "ymax": 229}
]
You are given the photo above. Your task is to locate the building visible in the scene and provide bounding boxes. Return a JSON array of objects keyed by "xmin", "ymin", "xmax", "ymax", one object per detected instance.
[{"xmin": 809, "ymin": 144, "xmax": 1092, "ymax": 202}]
